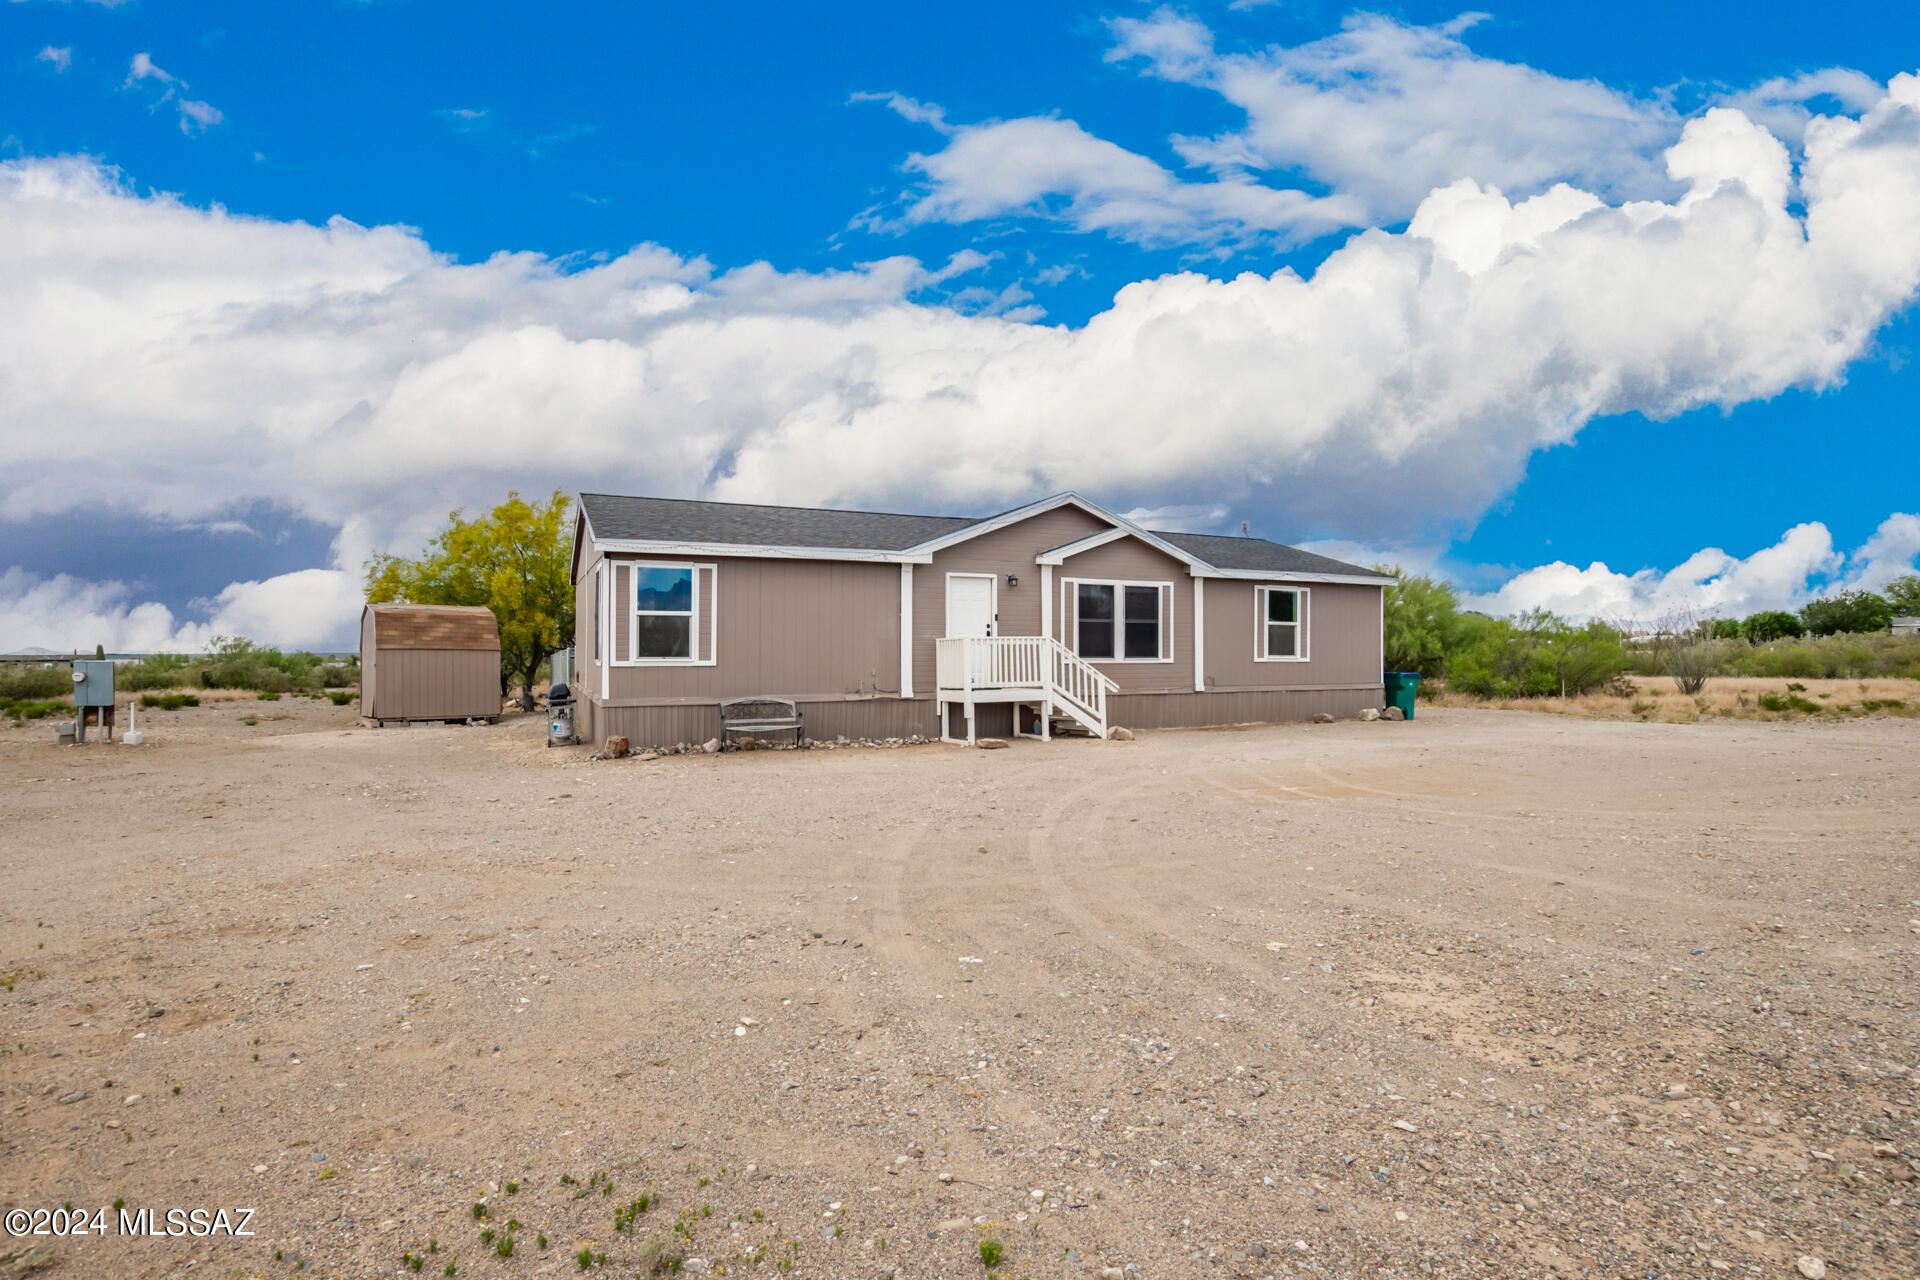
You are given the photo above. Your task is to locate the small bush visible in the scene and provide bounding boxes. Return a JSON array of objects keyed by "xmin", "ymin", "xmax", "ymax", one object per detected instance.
[
  {"xmin": 1758, "ymin": 692, "xmax": 1822, "ymax": 714},
  {"xmin": 141, "ymin": 693, "xmax": 199, "ymax": 710},
  {"xmin": 256, "ymin": 691, "xmax": 281, "ymax": 701},
  {"xmin": 2, "ymin": 698, "xmax": 70, "ymax": 721},
  {"xmin": 328, "ymin": 690, "xmax": 354, "ymax": 705},
  {"xmin": 979, "ymin": 1238, "xmax": 1005, "ymax": 1268}
]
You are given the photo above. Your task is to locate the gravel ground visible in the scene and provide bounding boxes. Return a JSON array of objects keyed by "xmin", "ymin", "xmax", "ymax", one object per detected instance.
[{"xmin": 2, "ymin": 702, "xmax": 1917, "ymax": 1280}]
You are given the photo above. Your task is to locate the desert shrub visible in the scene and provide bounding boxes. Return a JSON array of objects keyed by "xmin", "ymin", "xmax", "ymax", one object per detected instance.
[
  {"xmin": 2, "ymin": 698, "xmax": 71, "ymax": 721},
  {"xmin": 1744, "ymin": 645, "xmax": 1826, "ymax": 679},
  {"xmin": 328, "ymin": 690, "xmax": 354, "ymax": 706},
  {"xmin": 140, "ymin": 693, "xmax": 199, "ymax": 710},
  {"xmin": 1445, "ymin": 610, "xmax": 1626, "ymax": 698},
  {"xmin": 1758, "ymin": 691, "xmax": 1823, "ymax": 714},
  {"xmin": 118, "ymin": 638, "xmax": 356, "ymax": 693},
  {"xmin": 117, "ymin": 652, "xmax": 197, "ymax": 691},
  {"xmin": 0, "ymin": 665, "xmax": 74, "ymax": 700}
]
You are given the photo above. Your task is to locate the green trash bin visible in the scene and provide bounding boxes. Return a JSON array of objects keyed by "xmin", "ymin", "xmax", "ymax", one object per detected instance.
[{"xmin": 1383, "ymin": 671, "xmax": 1421, "ymax": 720}]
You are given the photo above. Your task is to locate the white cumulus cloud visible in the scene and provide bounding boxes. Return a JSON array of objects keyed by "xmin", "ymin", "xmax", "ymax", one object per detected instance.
[
  {"xmin": 1460, "ymin": 513, "xmax": 1920, "ymax": 622},
  {"xmin": 859, "ymin": 97, "xmax": 1364, "ymax": 249},
  {"xmin": 2, "ymin": 74, "xmax": 1920, "ymax": 648}
]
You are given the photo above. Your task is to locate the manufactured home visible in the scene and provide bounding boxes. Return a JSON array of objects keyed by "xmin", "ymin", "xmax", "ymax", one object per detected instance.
[{"xmin": 569, "ymin": 491, "xmax": 1392, "ymax": 747}]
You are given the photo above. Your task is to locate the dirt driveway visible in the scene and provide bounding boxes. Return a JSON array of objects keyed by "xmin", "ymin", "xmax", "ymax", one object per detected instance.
[{"xmin": 2, "ymin": 704, "xmax": 1916, "ymax": 1280}]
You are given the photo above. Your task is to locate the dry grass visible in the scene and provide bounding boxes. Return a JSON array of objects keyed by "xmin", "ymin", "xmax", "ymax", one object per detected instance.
[
  {"xmin": 1425, "ymin": 675, "xmax": 1918, "ymax": 723},
  {"xmin": 131, "ymin": 685, "xmax": 317, "ymax": 703}
]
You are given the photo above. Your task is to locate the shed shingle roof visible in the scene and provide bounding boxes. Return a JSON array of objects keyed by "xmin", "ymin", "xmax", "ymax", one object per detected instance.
[
  {"xmin": 578, "ymin": 492, "xmax": 1387, "ymax": 580},
  {"xmin": 366, "ymin": 604, "xmax": 500, "ymax": 651}
]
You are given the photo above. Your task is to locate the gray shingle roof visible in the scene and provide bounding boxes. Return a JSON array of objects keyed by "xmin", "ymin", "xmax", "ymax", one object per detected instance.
[
  {"xmin": 1153, "ymin": 531, "xmax": 1390, "ymax": 580},
  {"xmin": 580, "ymin": 493, "xmax": 976, "ymax": 551},
  {"xmin": 579, "ymin": 491, "xmax": 1389, "ymax": 580}
]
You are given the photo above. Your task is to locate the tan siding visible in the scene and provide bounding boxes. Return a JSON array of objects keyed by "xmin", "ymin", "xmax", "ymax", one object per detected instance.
[
  {"xmin": 1053, "ymin": 536, "xmax": 1194, "ymax": 693},
  {"xmin": 1108, "ymin": 686, "xmax": 1379, "ymax": 729},
  {"xmin": 596, "ymin": 697, "xmax": 939, "ymax": 748},
  {"xmin": 572, "ymin": 545, "xmax": 604, "ymax": 698},
  {"xmin": 1203, "ymin": 580, "xmax": 1383, "ymax": 690},
  {"xmin": 915, "ymin": 506, "xmax": 1110, "ymax": 682},
  {"xmin": 603, "ymin": 554, "xmax": 900, "ymax": 701},
  {"xmin": 366, "ymin": 649, "xmax": 499, "ymax": 720}
]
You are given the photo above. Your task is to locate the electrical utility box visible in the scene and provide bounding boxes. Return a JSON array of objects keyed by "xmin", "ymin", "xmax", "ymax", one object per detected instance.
[
  {"xmin": 71, "ymin": 660, "xmax": 115, "ymax": 706},
  {"xmin": 69, "ymin": 660, "xmax": 116, "ymax": 744}
]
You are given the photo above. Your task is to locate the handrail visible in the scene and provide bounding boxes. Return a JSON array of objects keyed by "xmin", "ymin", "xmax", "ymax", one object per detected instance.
[{"xmin": 934, "ymin": 635, "xmax": 1113, "ymax": 739}]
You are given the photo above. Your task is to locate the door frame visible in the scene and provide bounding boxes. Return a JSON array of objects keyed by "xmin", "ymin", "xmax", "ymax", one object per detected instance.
[{"xmin": 944, "ymin": 572, "xmax": 998, "ymax": 638}]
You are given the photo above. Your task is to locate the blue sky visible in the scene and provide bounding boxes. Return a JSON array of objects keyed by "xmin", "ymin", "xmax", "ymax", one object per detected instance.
[{"xmin": 3, "ymin": 0, "xmax": 1918, "ymax": 646}]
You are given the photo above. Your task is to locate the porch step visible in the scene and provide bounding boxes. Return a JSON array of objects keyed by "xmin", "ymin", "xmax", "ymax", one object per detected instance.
[{"xmin": 1046, "ymin": 715, "xmax": 1097, "ymax": 738}]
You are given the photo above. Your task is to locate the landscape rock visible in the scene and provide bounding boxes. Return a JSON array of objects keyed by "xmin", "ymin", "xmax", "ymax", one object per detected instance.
[
  {"xmin": 976, "ymin": 737, "xmax": 1009, "ymax": 750},
  {"xmin": 603, "ymin": 735, "xmax": 630, "ymax": 759},
  {"xmin": 1359, "ymin": 707, "xmax": 1381, "ymax": 721},
  {"xmin": 56, "ymin": 1090, "xmax": 85, "ymax": 1105},
  {"xmin": 1665, "ymin": 1084, "xmax": 1690, "ymax": 1100},
  {"xmin": 1796, "ymin": 1257, "xmax": 1827, "ymax": 1279},
  {"xmin": 702, "ymin": 737, "xmax": 721, "ymax": 754},
  {"xmin": 1312, "ymin": 712, "xmax": 1335, "ymax": 723},
  {"xmin": 1383, "ymin": 705, "xmax": 1406, "ymax": 721},
  {"xmin": 1109, "ymin": 727, "xmax": 1134, "ymax": 740}
]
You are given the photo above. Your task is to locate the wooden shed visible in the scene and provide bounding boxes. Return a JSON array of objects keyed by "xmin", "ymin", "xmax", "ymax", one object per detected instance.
[{"xmin": 359, "ymin": 604, "xmax": 502, "ymax": 725}]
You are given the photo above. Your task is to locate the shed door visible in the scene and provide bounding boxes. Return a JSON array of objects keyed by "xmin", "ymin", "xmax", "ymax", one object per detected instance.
[{"xmin": 946, "ymin": 574, "xmax": 995, "ymax": 639}]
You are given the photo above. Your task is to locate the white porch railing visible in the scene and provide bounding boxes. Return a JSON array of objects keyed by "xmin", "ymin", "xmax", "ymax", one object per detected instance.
[{"xmin": 934, "ymin": 635, "xmax": 1117, "ymax": 743}]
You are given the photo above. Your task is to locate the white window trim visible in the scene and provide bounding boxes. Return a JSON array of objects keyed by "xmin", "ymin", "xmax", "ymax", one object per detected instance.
[
  {"xmin": 616, "ymin": 560, "xmax": 719, "ymax": 667},
  {"xmin": 1063, "ymin": 576, "xmax": 1175, "ymax": 663},
  {"xmin": 1254, "ymin": 584, "xmax": 1310, "ymax": 662}
]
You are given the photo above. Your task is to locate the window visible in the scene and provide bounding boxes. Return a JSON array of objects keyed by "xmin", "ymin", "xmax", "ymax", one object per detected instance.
[
  {"xmin": 1123, "ymin": 585, "xmax": 1160, "ymax": 659},
  {"xmin": 1076, "ymin": 583, "xmax": 1114, "ymax": 659},
  {"xmin": 634, "ymin": 566, "xmax": 694, "ymax": 660},
  {"xmin": 1257, "ymin": 586, "xmax": 1309, "ymax": 661},
  {"xmin": 1070, "ymin": 579, "xmax": 1170, "ymax": 661}
]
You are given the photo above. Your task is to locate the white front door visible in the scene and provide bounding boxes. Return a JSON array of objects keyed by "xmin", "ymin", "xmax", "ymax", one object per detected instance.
[{"xmin": 946, "ymin": 574, "xmax": 995, "ymax": 638}]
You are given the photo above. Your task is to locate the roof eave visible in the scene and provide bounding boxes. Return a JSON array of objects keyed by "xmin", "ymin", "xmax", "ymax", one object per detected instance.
[
  {"xmin": 1195, "ymin": 567, "xmax": 1394, "ymax": 585},
  {"xmin": 591, "ymin": 536, "xmax": 931, "ymax": 565}
]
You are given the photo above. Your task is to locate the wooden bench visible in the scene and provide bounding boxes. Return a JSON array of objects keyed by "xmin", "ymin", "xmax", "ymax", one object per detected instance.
[{"xmin": 718, "ymin": 696, "xmax": 806, "ymax": 748}]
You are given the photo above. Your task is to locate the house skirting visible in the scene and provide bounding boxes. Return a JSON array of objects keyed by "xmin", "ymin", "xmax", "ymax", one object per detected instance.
[{"xmin": 579, "ymin": 684, "xmax": 1384, "ymax": 749}]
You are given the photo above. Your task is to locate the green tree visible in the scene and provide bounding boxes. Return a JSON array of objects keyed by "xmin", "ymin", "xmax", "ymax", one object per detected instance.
[
  {"xmin": 1445, "ymin": 610, "xmax": 1626, "ymax": 698},
  {"xmin": 1799, "ymin": 590, "xmax": 1893, "ymax": 637},
  {"xmin": 1379, "ymin": 569, "xmax": 1459, "ymax": 677},
  {"xmin": 1883, "ymin": 573, "xmax": 1920, "ymax": 618},
  {"xmin": 1707, "ymin": 618, "xmax": 1741, "ymax": 639},
  {"xmin": 1740, "ymin": 610, "xmax": 1803, "ymax": 642},
  {"xmin": 365, "ymin": 490, "xmax": 575, "ymax": 709}
]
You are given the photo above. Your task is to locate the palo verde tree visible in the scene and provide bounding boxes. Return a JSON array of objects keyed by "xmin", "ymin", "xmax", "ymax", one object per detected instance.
[
  {"xmin": 365, "ymin": 490, "xmax": 576, "ymax": 710},
  {"xmin": 1379, "ymin": 568, "xmax": 1460, "ymax": 677}
]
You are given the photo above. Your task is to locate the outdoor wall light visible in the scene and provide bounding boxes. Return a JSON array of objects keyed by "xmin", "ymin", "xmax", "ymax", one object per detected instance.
[{"xmin": 1005, "ymin": 573, "xmax": 1019, "ymax": 587}]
